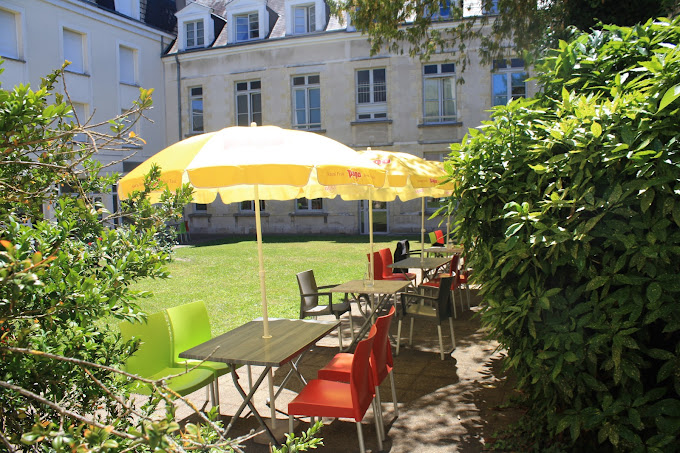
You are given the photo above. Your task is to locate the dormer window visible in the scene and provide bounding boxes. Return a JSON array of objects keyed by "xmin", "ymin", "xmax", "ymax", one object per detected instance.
[
  {"xmin": 294, "ymin": 4, "xmax": 316, "ymax": 34},
  {"xmin": 235, "ymin": 12, "xmax": 259, "ymax": 41},
  {"xmin": 186, "ymin": 20, "xmax": 205, "ymax": 48}
]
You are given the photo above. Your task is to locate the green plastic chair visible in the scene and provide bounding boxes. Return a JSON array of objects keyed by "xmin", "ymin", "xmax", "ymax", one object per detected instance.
[
  {"xmin": 166, "ymin": 301, "xmax": 236, "ymax": 407},
  {"xmin": 118, "ymin": 311, "xmax": 215, "ymax": 402}
]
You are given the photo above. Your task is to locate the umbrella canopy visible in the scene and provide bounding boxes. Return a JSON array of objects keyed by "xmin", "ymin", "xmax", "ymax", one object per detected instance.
[
  {"xmin": 119, "ymin": 125, "xmax": 386, "ymax": 338},
  {"xmin": 336, "ymin": 149, "xmax": 454, "ymax": 259}
]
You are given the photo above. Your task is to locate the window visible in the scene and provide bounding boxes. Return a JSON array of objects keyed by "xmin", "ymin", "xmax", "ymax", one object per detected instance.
[
  {"xmin": 292, "ymin": 75, "xmax": 321, "ymax": 130},
  {"xmin": 431, "ymin": 0, "xmax": 452, "ymax": 19},
  {"xmin": 186, "ymin": 20, "xmax": 205, "ymax": 48},
  {"xmin": 194, "ymin": 203, "xmax": 208, "ymax": 212},
  {"xmin": 294, "ymin": 4, "xmax": 316, "ymax": 34},
  {"xmin": 235, "ymin": 13, "xmax": 259, "ymax": 41},
  {"xmin": 492, "ymin": 59, "xmax": 528, "ymax": 106},
  {"xmin": 119, "ymin": 45, "xmax": 136, "ymax": 85},
  {"xmin": 0, "ymin": 8, "xmax": 19, "ymax": 59},
  {"xmin": 189, "ymin": 87, "xmax": 204, "ymax": 133},
  {"xmin": 240, "ymin": 200, "xmax": 266, "ymax": 212},
  {"xmin": 356, "ymin": 68, "xmax": 387, "ymax": 121},
  {"xmin": 296, "ymin": 198, "xmax": 323, "ymax": 211},
  {"xmin": 423, "ymin": 63, "xmax": 456, "ymax": 123},
  {"xmin": 236, "ymin": 80, "xmax": 262, "ymax": 126},
  {"xmin": 63, "ymin": 29, "xmax": 85, "ymax": 73},
  {"xmin": 483, "ymin": 0, "xmax": 500, "ymax": 15}
]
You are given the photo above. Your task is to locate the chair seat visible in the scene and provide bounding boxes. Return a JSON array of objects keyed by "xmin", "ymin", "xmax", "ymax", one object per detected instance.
[
  {"xmin": 181, "ymin": 359, "xmax": 233, "ymax": 377},
  {"xmin": 383, "ymin": 273, "xmax": 415, "ymax": 281},
  {"xmin": 304, "ymin": 299, "xmax": 351, "ymax": 316},
  {"xmin": 130, "ymin": 366, "xmax": 215, "ymax": 396},
  {"xmin": 317, "ymin": 352, "xmax": 354, "ymax": 382},
  {"xmin": 406, "ymin": 303, "xmax": 437, "ymax": 318},
  {"xmin": 288, "ymin": 379, "xmax": 362, "ymax": 420}
]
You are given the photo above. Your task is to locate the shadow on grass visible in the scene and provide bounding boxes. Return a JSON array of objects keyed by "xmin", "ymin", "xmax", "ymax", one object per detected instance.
[{"xmin": 187, "ymin": 234, "xmax": 423, "ymax": 248}]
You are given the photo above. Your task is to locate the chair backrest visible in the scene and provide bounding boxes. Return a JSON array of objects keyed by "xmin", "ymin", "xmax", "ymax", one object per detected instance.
[
  {"xmin": 428, "ymin": 231, "xmax": 437, "ymax": 245},
  {"xmin": 394, "ymin": 240, "xmax": 409, "ymax": 262},
  {"xmin": 448, "ymin": 255, "xmax": 461, "ymax": 288},
  {"xmin": 435, "ymin": 230, "xmax": 445, "ymax": 243},
  {"xmin": 366, "ymin": 251, "xmax": 384, "ymax": 281},
  {"xmin": 350, "ymin": 325, "xmax": 377, "ymax": 421},
  {"xmin": 296, "ymin": 270, "xmax": 319, "ymax": 316},
  {"xmin": 166, "ymin": 301, "xmax": 212, "ymax": 365},
  {"xmin": 435, "ymin": 276, "xmax": 454, "ymax": 321},
  {"xmin": 378, "ymin": 248, "xmax": 395, "ymax": 278},
  {"xmin": 371, "ymin": 305, "xmax": 395, "ymax": 385},
  {"xmin": 118, "ymin": 311, "xmax": 172, "ymax": 377}
]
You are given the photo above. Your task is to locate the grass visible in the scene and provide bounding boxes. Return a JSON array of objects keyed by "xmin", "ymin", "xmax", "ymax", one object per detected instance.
[{"xmin": 130, "ymin": 234, "xmax": 421, "ymax": 335}]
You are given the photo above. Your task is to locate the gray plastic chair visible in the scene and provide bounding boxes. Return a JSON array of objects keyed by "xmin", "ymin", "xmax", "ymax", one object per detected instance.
[
  {"xmin": 296, "ymin": 269, "xmax": 355, "ymax": 350},
  {"xmin": 396, "ymin": 276, "xmax": 456, "ymax": 360}
]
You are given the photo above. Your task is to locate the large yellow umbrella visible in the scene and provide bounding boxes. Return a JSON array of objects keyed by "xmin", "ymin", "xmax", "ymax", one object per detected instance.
[
  {"xmin": 119, "ymin": 125, "xmax": 386, "ymax": 338},
  {"xmin": 332, "ymin": 149, "xmax": 454, "ymax": 263}
]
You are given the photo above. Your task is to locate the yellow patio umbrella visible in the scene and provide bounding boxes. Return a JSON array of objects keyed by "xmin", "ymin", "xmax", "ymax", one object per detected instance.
[
  {"xmin": 119, "ymin": 125, "xmax": 386, "ymax": 338},
  {"xmin": 331, "ymin": 149, "xmax": 454, "ymax": 262}
]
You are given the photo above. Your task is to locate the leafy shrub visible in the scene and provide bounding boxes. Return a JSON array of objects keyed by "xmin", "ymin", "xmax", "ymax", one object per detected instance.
[{"xmin": 449, "ymin": 18, "xmax": 680, "ymax": 451}]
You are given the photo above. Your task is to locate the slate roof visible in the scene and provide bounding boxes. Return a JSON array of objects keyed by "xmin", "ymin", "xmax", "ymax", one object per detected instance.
[
  {"xmin": 79, "ymin": 0, "xmax": 178, "ymax": 33},
  {"xmin": 165, "ymin": 0, "xmax": 349, "ymax": 55}
]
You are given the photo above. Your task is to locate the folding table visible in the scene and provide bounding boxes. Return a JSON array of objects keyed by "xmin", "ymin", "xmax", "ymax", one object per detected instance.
[
  {"xmin": 388, "ymin": 256, "xmax": 452, "ymax": 284},
  {"xmin": 330, "ymin": 279, "xmax": 412, "ymax": 351},
  {"xmin": 179, "ymin": 318, "xmax": 339, "ymax": 445}
]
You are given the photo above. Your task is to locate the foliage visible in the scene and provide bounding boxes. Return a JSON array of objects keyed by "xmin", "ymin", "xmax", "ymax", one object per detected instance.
[
  {"xmin": 330, "ymin": 0, "xmax": 679, "ymax": 71},
  {"xmin": 447, "ymin": 18, "xmax": 680, "ymax": 451},
  {"xmin": 272, "ymin": 421, "xmax": 324, "ymax": 453},
  {"xmin": 0, "ymin": 59, "xmax": 257, "ymax": 451}
]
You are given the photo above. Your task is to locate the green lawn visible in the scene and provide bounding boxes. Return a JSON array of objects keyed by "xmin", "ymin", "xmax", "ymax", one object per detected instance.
[{"xmin": 130, "ymin": 235, "xmax": 420, "ymax": 335}]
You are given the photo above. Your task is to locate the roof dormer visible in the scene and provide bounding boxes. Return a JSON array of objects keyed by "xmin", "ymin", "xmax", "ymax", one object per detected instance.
[
  {"xmin": 225, "ymin": 0, "xmax": 268, "ymax": 44},
  {"xmin": 175, "ymin": 1, "xmax": 215, "ymax": 51},
  {"xmin": 284, "ymin": 0, "xmax": 327, "ymax": 36}
]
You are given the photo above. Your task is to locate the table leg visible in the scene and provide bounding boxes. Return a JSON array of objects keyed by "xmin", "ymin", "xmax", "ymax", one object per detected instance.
[
  {"xmin": 346, "ymin": 293, "xmax": 389, "ymax": 350},
  {"xmin": 226, "ymin": 366, "xmax": 278, "ymax": 445}
]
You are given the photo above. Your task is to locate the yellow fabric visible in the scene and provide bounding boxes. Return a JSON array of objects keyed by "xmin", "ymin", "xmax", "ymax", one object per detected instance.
[{"xmin": 118, "ymin": 126, "xmax": 387, "ymax": 203}]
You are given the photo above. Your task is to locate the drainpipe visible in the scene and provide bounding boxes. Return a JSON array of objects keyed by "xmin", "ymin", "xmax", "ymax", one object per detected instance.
[{"xmin": 175, "ymin": 54, "xmax": 182, "ymax": 141}]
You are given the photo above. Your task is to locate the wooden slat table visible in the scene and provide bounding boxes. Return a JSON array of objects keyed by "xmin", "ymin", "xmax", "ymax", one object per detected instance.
[
  {"xmin": 330, "ymin": 279, "xmax": 412, "ymax": 350},
  {"xmin": 179, "ymin": 318, "xmax": 339, "ymax": 445},
  {"xmin": 421, "ymin": 245, "xmax": 464, "ymax": 256}
]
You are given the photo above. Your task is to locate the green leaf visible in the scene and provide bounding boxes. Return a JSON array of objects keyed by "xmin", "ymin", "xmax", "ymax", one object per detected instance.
[
  {"xmin": 586, "ymin": 275, "xmax": 609, "ymax": 291},
  {"xmin": 641, "ymin": 189, "xmax": 655, "ymax": 213},
  {"xmin": 646, "ymin": 282, "xmax": 662, "ymax": 304},
  {"xmin": 505, "ymin": 223, "xmax": 524, "ymax": 237},
  {"xmin": 658, "ymin": 83, "xmax": 680, "ymax": 113},
  {"xmin": 591, "ymin": 122, "xmax": 603, "ymax": 137}
]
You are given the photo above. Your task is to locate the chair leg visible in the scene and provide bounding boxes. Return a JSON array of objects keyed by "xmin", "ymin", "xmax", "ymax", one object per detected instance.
[
  {"xmin": 289, "ymin": 414, "xmax": 294, "ymax": 434},
  {"xmin": 451, "ymin": 290, "xmax": 457, "ymax": 318},
  {"xmin": 396, "ymin": 319, "xmax": 402, "ymax": 356},
  {"xmin": 437, "ymin": 324, "xmax": 445, "ymax": 360},
  {"xmin": 409, "ymin": 317, "xmax": 414, "ymax": 346},
  {"xmin": 337, "ymin": 318, "xmax": 344, "ymax": 351},
  {"xmin": 466, "ymin": 283, "xmax": 471, "ymax": 310},
  {"xmin": 348, "ymin": 311, "xmax": 355, "ymax": 343},
  {"xmin": 449, "ymin": 317, "xmax": 456, "ymax": 350},
  {"xmin": 356, "ymin": 422, "xmax": 366, "ymax": 453},
  {"xmin": 375, "ymin": 386, "xmax": 385, "ymax": 440},
  {"xmin": 389, "ymin": 370, "xmax": 399, "ymax": 416},
  {"xmin": 372, "ymin": 401, "xmax": 384, "ymax": 450}
]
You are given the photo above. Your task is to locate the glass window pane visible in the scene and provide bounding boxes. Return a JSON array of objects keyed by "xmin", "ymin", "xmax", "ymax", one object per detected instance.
[
  {"xmin": 309, "ymin": 6, "xmax": 316, "ymax": 31},
  {"xmin": 311, "ymin": 198, "xmax": 323, "ymax": 210},
  {"xmin": 492, "ymin": 73, "xmax": 507, "ymax": 106},
  {"xmin": 309, "ymin": 108, "xmax": 321, "ymax": 124},
  {"xmin": 236, "ymin": 94, "xmax": 248, "ymax": 114},
  {"xmin": 236, "ymin": 16, "xmax": 248, "ymax": 41},
  {"xmin": 250, "ymin": 13, "xmax": 259, "ymax": 39},
  {"xmin": 196, "ymin": 20, "xmax": 204, "ymax": 45},
  {"xmin": 309, "ymin": 88, "xmax": 320, "ymax": 108},
  {"xmin": 296, "ymin": 109, "xmax": 306, "ymax": 125},
  {"xmin": 293, "ymin": 76, "xmax": 306, "ymax": 86},
  {"xmin": 251, "ymin": 80, "xmax": 261, "ymax": 89},
  {"xmin": 236, "ymin": 82, "xmax": 248, "ymax": 91},
  {"xmin": 252, "ymin": 112, "xmax": 262, "ymax": 126},
  {"xmin": 308, "ymin": 75, "xmax": 320, "ymax": 84},
  {"xmin": 443, "ymin": 99, "xmax": 455, "ymax": 117},
  {"xmin": 424, "ymin": 79, "xmax": 439, "ymax": 101},
  {"xmin": 296, "ymin": 198, "xmax": 308, "ymax": 210},
  {"xmin": 191, "ymin": 87, "xmax": 202, "ymax": 96},
  {"xmin": 119, "ymin": 46, "xmax": 135, "ymax": 84},
  {"xmin": 63, "ymin": 29, "xmax": 84, "ymax": 73},
  {"xmin": 441, "ymin": 63, "xmax": 455, "ymax": 73},
  {"xmin": 294, "ymin": 8, "xmax": 305, "ymax": 33},
  {"xmin": 0, "ymin": 10, "xmax": 18, "ymax": 58},
  {"xmin": 295, "ymin": 89, "xmax": 306, "ymax": 108},
  {"xmin": 237, "ymin": 112, "xmax": 249, "ymax": 126},
  {"xmin": 252, "ymin": 93, "xmax": 261, "ymax": 114},
  {"xmin": 424, "ymin": 100, "xmax": 439, "ymax": 118},
  {"xmin": 442, "ymin": 77, "xmax": 454, "ymax": 100}
]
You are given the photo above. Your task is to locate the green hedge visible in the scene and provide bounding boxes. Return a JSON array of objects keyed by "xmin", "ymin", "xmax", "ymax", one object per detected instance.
[{"xmin": 449, "ymin": 18, "xmax": 680, "ymax": 451}]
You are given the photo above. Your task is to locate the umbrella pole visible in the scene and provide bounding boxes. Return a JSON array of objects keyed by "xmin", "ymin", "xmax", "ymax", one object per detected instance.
[
  {"xmin": 421, "ymin": 197, "xmax": 425, "ymax": 264},
  {"xmin": 254, "ymin": 185, "xmax": 271, "ymax": 339},
  {"xmin": 369, "ymin": 190, "xmax": 374, "ymax": 286}
]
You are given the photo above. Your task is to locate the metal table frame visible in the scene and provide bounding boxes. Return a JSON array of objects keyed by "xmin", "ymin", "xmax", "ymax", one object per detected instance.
[{"xmin": 179, "ymin": 318, "xmax": 339, "ymax": 445}]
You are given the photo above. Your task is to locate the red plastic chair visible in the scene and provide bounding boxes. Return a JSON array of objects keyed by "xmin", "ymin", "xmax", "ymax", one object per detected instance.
[
  {"xmin": 378, "ymin": 248, "xmax": 416, "ymax": 282},
  {"xmin": 434, "ymin": 229, "xmax": 445, "ymax": 245},
  {"xmin": 287, "ymin": 326, "xmax": 382, "ymax": 453},
  {"xmin": 421, "ymin": 255, "xmax": 463, "ymax": 317},
  {"xmin": 458, "ymin": 256, "xmax": 472, "ymax": 310},
  {"xmin": 317, "ymin": 306, "xmax": 398, "ymax": 439}
]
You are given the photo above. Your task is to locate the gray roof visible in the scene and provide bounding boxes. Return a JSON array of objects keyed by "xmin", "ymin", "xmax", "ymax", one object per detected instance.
[{"xmin": 166, "ymin": 0, "xmax": 349, "ymax": 55}]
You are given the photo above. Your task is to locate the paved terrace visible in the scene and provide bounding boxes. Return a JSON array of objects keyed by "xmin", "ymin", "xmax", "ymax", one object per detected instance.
[{"xmin": 175, "ymin": 289, "xmax": 523, "ymax": 452}]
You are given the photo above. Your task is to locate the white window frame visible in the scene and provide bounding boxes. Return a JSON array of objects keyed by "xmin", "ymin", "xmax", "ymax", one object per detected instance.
[
  {"xmin": 235, "ymin": 80, "xmax": 262, "ymax": 126},
  {"xmin": 62, "ymin": 27, "xmax": 88, "ymax": 74},
  {"xmin": 292, "ymin": 74, "xmax": 321, "ymax": 130},
  {"xmin": 0, "ymin": 6, "xmax": 22, "ymax": 60},
  {"xmin": 294, "ymin": 4, "xmax": 316, "ymax": 34},
  {"xmin": 189, "ymin": 86, "xmax": 204, "ymax": 134},
  {"xmin": 492, "ymin": 58, "xmax": 528, "ymax": 106},
  {"xmin": 422, "ymin": 63, "xmax": 456, "ymax": 123},
  {"xmin": 356, "ymin": 68, "xmax": 388, "ymax": 121},
  {"xmin": 185, "ymin": 19, "xmax": 205, "ymax": 49},
  {"xmin": 114, "ymin": 0, "xmax": 140, "ymax": 19},
  {"xmin": 118, "ymin": 44, "xmax": 138, "ymax": 85},
  {"xmin": 285, "ymin": 0, "xmax": 325, "ymax": 35},
  {"xmin": 296, "ymin": 198, "xmax": 323, "ymax": 211},
  {"xmin": 234, "ymin": 12, "xmax": 259, "ymax": 42}
]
